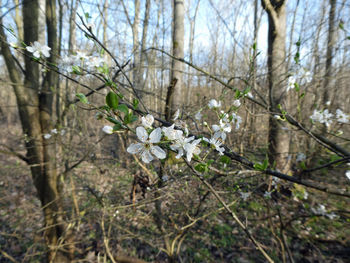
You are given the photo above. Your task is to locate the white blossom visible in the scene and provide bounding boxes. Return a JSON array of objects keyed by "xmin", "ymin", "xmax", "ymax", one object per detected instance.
[
  {"xmin": 208, "ymin": 99, "xmax": 221, "ymax": 109},
  {"xmin": 170, "ymin": 135, "xmax": 195, "ymax": 159},
  {"xmin": 287, "ymin": 76, "xmax": 296, "ymax": 92},
  {"xmin": 247, "ymin": 92, "xmax": 254, "ymax": 98},
  {"xmin": 26, "ymin": 41, "xmax": 51, "ymax": 58},
  {"xmin": 75, "ymin": 51, "xmax": 89, "ymax": 60},
  {"xmin": 162, "ymin": 124, "xmax": 183, "ymax": 141},
  {"xmin": 240, "ymin": 192, "xmax": 250, "ymax": 201},
  {"xmin": 127, "ymin": 127, "xmax": 166, "ymax": 163},
  {"xmin": 336, "ymin": 109, "xmax": 349, "ymax": 123},
  {"xmin": 51, "ymin": 129, "xmax": 58, "ymax": 134},
  {"xmin": 141, "ymin": 114, "xmax": 154, "ymax": 128},
  {"xmin": 204, "ymin": 134, "xmax": 225, "ymax": 155},
  {"xmin": 195, "ymin": 111, "xmax": 202, "ymax": 120},
  {"xmin": 232, "ymin": 99, "xmax": 241, "ymax": 107},
  {"xmin": 310, "ymin": 109, "xmax": 333, "ymax": 127},
  {"xmin": 231, "ymin": 113, "xmax": 242, "ymax": 130},
  {"xmin": 296, "ymin": 153, "xmax": 306, "ymax": 162},
  {"xmin": 184, "ymin": 138, "xmax": 201, "ymax": 162},
  {"xmin": 102, "ymin": 125, "xmax": 113, "ymax": 134},
  {"xmin": 86, "ymin": 56, "xmax": 105, "ymax": 69},
  {"xmin": 44, "ymin": 134, "xmax": 52, "ymax": 139},
  {"xmin": 212, "ymin": 120, "xmax": 231, "ymax": 141},
  {"xmin": 346, "ymin": 170, "xmax": 350, "ymax": 181},
  {"xmin": 264, "ymin": 191, "xmax": 271, "ymax": 199}
]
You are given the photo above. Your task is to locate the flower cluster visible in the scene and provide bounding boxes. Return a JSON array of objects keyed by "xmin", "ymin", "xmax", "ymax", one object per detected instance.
[
  {"xmin": 26, "ymin": 41, "xmax": 51, "ymax": 58},
  {"xmin": 311, "ymin": 204, "xmax": 337, "ymax": 219},
  {"xmin": 310, "ymin": 108, "xmax": 349, "ymax": 127},
  {"xmin": 43, "ymin": 128, "xmax": 65, "ymax": 139},
  {"xmin": 286, "ymin": 68, "xmax": 312, "ymax": 92},
  {"xmin": 126, "ymin": 114, "xmax": 202, "ymax": 163},
  {"xmin": 59, "ymin": 51, "xmax": 106, "ymax": 73},
  {"xmin": 107, "ymin": 98, "xmax": 243, "ymax": 164}
]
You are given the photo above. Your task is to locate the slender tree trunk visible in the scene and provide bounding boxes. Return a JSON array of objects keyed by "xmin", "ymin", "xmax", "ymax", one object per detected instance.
[
  {"xmin": 186, "ymin": 0, "xmax": 200, "ymax": 106},
  {"xmin": 137, "ymin": 0, "xmax": 151, "ymax": 94},
  {"xmin": 103, "ymin": 0, "xmax": 109, "ymax": 47},
  {"xmin": 165, "ymin": 0, "xmax": 185, "ymax": 121},
  {"xmin": 323, "ymin": 0, "xmax": 337, "ymax": 106},
  {"xmin": 262, "ymin": 0, "xmax": 291, "ymax": 174},
  {"xmin": 68, "ymin": 0, "xmax": 78, "ymax": 53},
  {"xmin": 13, "ymin": 0, "xmax": 23, "ymax": 41},
  {"xmin": 1, "ymin": 0, "xmax": 70, "ymax": 261}
]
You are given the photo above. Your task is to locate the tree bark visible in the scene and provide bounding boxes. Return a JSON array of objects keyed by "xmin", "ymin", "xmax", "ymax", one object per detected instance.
[
  {"xmin": 1, "ymin": 0, "xmax": 70, "ymax": 261},
  {"xmin": 165, "ymin": 0, "xmax": 185, "ymax": 121},
  {"xmin": 262, "ymin": 0, "xmax": 291, "ymax": 174},
  {"xmin": 323, "ymin": 0, "xmax": 337, "ymax": 106}
]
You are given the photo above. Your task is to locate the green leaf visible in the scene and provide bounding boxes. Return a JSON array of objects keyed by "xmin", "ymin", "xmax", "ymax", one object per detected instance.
[
  {"xmin": 207, "ymin": 159, "xmax": 215, "ymax": 166},
  {"xmin": 84, "ymin": 12, "xmax": 91, "ymax": 19},
  {"xmin": 113, "ymin": 123, "xmax": 123, "ymax": 131},
  {"xmin": 252, "ymin": 42, "xmax": 257, "ymax": 51},
  {"xmin": 253, "ymin": 163, "xmax": 263, "ymax": 171},
  {"xmin": 72, "ymin": 65, "xmax": 82, "ymax": 75},
  {"xmin": 262, "ymin": 159, "xmax": 268, "ymax": 170},
  {"xmin": 106, "ymin": 116, "xmax": 121, "ymax": 125},
  {"xmin": 76, "ymin": 93, "xmax": 88, "ymax": 104},
  {"xmin": 243, "ymin": 86, "xmax": 251, "ymax": 95},
  {"xmin": 235, "ymin": 90, "xmax": 241, "ymax": 99},
  {"xmin": 219, "ymin": 155, "xmax": 231, "ymax": 165},
  {"xmin": 132, "ymin": 98, "xmax": 139, "ymax": 109},
  {"xmin": 195, "ymin": 163, "xmax": 208, "ymax": 173},
  {"xmin": 117, "ymin": 104, "xmax": 129, "ymax": 115},
  {"xmin": 106, "ymin": 92, "xmax": 119, "ymax": 110}
]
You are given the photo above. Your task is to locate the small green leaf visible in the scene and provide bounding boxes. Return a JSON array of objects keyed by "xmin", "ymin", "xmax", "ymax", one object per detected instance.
[
  {"xmin": 76, "ymin": 93, "xmax": 88, "ymax": 104},
  {"xmin": 253, "ymin": 163, "xmax": 263, "ymax": 171},
  {"xmin": 132, "ymin": 98, "xmax": 139, "ymax": 109},
  {"xmin": 195, "ymin": 163, "xmax": 208, "ymax": 173},
  {"xmin": 72, "ymin": 65, "xmax": 82, "ymax": 75},
  {"xmin": 113, "ymin": 123, "xmax": 123, "ymax": 131},
  {"xmin": 219, "ymin": 155, "xmax": 231, "ymax": 165},
  {"xmin": 117, "ymin": 104, "xmax": 129, "ymax": 115},
  {"xmin": 106, "ymin": 92, "xmax": 119, "ymax": 110},
  {"xmin": 106, "ymin": 116, "xmax": 122, "ymax": 125},
  {"xmin": 235, "ymin": 90, "xmax": 241, "ymax": 99},
  {"xmin": 252, "ymin": 42, "xmax": 257, "ymax": 50},
  {"xmin": 207, "ymin": 159, "xmax": 215, "ymax": 166},
  {"xmin": 262, "ymin": 159, "xmax": 268, "ymax": 170}
]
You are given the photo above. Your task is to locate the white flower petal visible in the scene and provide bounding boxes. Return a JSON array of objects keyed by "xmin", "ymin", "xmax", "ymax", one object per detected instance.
[
  {"xmin": 127, "ymin": 143, "xmax": 144, "ymax": 154},
  {"xmin": 102, "ymin": 125, "xmax": 113, "ymax": 134},
  {"xmin": 141, "ymin": 114, "xmax": 154, "ymax": 128},
  {"xmin": 141, "ymin": 150, "xmax": 153, "ymax": 163},
  {"xmin": 33, "ymin": 51, "xmax": 41, "ymax": 58},
  {"xmin": 151, "ymin": 146, "xmax": 166, "ymax": 159},
  {"xmin": 149, "ymin": 127, "xmax": 162, "ymax": 143},
  {"xmin": 26, "ymin": 46, "xmax": 34, "ymax": 53},
  {"xmin": 136, "ymin": 126, "xmax": 148, "ymax": 142}
]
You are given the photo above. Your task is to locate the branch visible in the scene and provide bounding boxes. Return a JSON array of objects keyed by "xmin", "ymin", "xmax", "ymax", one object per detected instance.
[
  {"xmin": 0, "ymin": 143, "xmax": 29, "ymax": 163},
  {"xmin": 184, "ymin": 158, "xmax": 275, "ymax": 263},
  {"xmin": 261, "ymin": 0, "xmax": 279, "ymax": 24}
]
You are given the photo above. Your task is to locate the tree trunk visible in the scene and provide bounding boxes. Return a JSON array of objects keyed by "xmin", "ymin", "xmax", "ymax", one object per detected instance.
[
  {"xmin": 262, "ymin": 0, "xmax": 291, "ymax": 174},
  {"xmin": 137, "ymin": 0, "xmax": 151, "ymax": 94},
  {"xmin": 165, "ymin": 0, "xmax": 185, "ymax": 121},
  {"xmin": 323, "ymin": 0, "xmax": 337, "ymax": 106},
  {"xmin": 1, "ymin": 0, "xmax": 70, "ymax": 261}
]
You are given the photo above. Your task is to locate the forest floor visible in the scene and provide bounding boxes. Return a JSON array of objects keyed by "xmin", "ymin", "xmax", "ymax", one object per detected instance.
[{"xmin": 1, "ymin": 122, "xmax": 350, "ymax": 263}]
